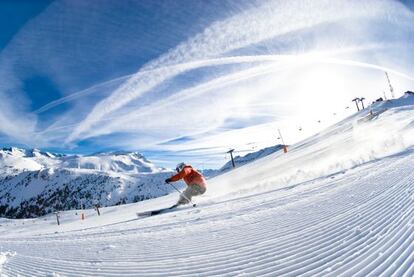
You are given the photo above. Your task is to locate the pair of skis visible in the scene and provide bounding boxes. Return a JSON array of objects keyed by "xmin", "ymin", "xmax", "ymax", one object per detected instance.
[
  {"xmin": 137, "ymin": 203, "xmax": 196, "ymax": 217},
  {"xmin": 137, "ymin": 204, "xmax": 179, "ymax": 217},
  {"xmin": 137, "ymin": 182, "xmax": 196, "ymax": 217}
]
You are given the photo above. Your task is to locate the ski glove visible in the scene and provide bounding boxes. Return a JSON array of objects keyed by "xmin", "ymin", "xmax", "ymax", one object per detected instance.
[{"xmin": 165, "ymin": 178, "xmax": 172, "ymax": 184}]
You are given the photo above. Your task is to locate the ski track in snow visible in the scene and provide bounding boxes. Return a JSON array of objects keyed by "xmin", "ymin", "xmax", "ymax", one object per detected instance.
[{"xmin": 0, "ymin": 150, "xmax": 413, "ymax": 276}]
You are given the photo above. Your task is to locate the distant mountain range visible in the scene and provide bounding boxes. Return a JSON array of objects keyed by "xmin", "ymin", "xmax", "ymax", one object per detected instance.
[
  {"xmin": 0, "ymin": 145, "xmax": 285, "ymax": 218},
  {"xmin": 0, "ymin": 147, "xmax": 173, "ymax": 218}
]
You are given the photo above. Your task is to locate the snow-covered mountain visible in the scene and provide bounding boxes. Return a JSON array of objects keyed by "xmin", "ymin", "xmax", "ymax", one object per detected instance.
[
  {"xmin": 61, "ymin": 151, "xmax": 164, "ymax": 173},
  {"xmin": 1, "ymin": 93, "xmax": 413, "ymax": 276},
  {"xmin": 0, "ymin": 143, "xmax": 287, "ymax": 218},
  {"xmin": 219, "ymin": 144, "xmax": 285, "ymax": 173},
  {"xmin": 0, "ymin": 148, "xmax": 165, "ymax": 174},
  {"xmin": 0, "ymin": 147, "xmax": 57, "ymax": 175},
  {"xmin": 201, "ymin": 145, "xmax": 285, "ymax": 178},
  {"xmin": 0, "ymin": 149, "xmax": 174, "ymax": 218}
]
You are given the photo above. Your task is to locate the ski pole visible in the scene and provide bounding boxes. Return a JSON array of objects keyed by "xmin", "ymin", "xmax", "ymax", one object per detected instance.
[{"xmin": 167, "ymin": 182, "xmax": 196, "ymax": 207}]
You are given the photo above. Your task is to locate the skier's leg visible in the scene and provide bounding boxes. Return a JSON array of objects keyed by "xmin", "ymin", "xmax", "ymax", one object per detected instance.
[
  {"xmin": 176, "ymin": 185, "xmax": 206, "ymax": 206},
  {"xmin": 177, "ymin": 186, "xmax": 194, "ymax": 205},
  {"xmin": 191, "ymin": 184, "xmax": 206, "ymax": 195}
]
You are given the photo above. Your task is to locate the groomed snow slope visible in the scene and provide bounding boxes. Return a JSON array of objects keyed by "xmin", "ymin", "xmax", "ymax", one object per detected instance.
[{"xmin": 1, "ymin": 95, "xmax": 414, "ymax": 276}]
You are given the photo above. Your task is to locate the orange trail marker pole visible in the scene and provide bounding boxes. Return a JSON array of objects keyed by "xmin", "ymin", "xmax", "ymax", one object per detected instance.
[{"xmin": 278, "ymin": 129, "xmax": 288, "ymax": 153}]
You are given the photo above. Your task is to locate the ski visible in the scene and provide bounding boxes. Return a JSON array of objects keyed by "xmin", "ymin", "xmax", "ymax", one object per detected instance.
[
  {"xmin": 137, "ymin": 204, "xmax": 179, "ymax": 217},
  {"xmin": 136, "ymin": 203, "xmax": 196, "ymax": 218}
]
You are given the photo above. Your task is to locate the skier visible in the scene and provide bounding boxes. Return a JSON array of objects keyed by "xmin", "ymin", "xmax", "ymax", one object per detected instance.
[{"xmin": 165, "ymin": 162, "xmax": 207, "ymax": 206}]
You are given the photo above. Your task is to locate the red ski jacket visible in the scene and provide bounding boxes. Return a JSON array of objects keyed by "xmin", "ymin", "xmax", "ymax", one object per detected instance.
[{"xmin": 169, "ymin": 165, "xmax": 207, "ymax": 189}]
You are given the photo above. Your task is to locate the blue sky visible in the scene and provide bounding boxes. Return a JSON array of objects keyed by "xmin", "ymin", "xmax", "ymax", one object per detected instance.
[{"xmin": 1, "ymin": 0, "xmax": 414, "ymax": 169}]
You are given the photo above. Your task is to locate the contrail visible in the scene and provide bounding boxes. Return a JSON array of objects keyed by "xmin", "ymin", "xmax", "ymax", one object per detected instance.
[
  {"xmin": 67, "ymin": 0, "xmax": 411, "ymax": 143},
  {"xmin": 67, "ymin": 54, "xmax": 414, "ymax": 140},
  {"xmin": 36, "ymin": 49, "xmax": 414, "ymax": 116},
  {"xmin": 34, "ymin": 51, "xmax": 414, "ymax": 145},
  {"xmin": 34, "ymin": 74, "xmax": 134, "ymax": 114}
]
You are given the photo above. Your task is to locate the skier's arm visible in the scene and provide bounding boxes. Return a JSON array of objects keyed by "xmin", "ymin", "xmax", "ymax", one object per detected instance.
[{"xmin": 168, "ymin": 168, "xmax": 190, "ymax": 182}]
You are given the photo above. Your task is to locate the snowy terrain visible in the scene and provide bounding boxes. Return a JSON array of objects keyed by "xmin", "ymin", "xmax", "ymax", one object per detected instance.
[
  {"xmin": 0, "ymin": 148, "xmax": 165, "ymax": 174},
  {"xmin": 0, "ymin": 139, "xmax": 284, "ymax": 218},
  {"xmin": 200, "ymin": 145, "xmax": 285, "ymax": 178},
  {"xmin": 0, "ymin": 149, "xmax": 174, "ymax": 218},
  {"xmin": 219, "ymin": 144, "xmax": 285, "ymax": 173},
  {"xmin": 1, "ymin": 94, "xmax": 414, "ymax": 276}
]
